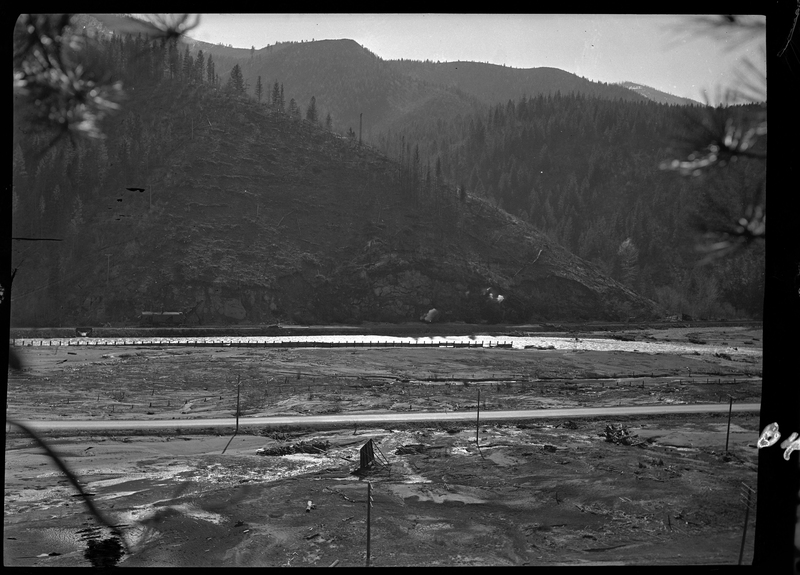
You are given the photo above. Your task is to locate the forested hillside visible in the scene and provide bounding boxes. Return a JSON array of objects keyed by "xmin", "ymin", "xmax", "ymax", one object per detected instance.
[
  {"xmin": 375, "ymin": 94, "xmax": 765, "ymax": 319},
  {"xmin": 390, "ymin": 60, "xmax": 649, "ymax": 105},
  {"xmin": 616, "ymin": 81, "xmax": 702, "ymax": 106},
  {"xmin": 190, "ymin": 38, "xmax": 486, "ymax": 140},
  {"xmin": 186, "ymin": 38, "xmax": 674, "ymax": 143},
  {"xmin": 180, "ymin": 36, "xmax": 764, "ymax": 321},
  {"xmin": 11, "ymin": 23, "xmax": 663, "ymax": 327}
]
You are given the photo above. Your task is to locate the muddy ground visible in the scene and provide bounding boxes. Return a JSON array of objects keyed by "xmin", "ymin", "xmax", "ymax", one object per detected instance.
[{"xmin": 4, "ymin": 326, "xmax": 763, "ymax": 566}]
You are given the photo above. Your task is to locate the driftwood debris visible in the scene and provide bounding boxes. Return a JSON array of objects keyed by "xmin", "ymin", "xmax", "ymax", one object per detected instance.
[
  {"xmin": 395, "ymin": 443, "xmax": 427, "ymax": 455},
  {"xmin": 603, "ymin": 424, "xmax": 644, "ymax": 446},
  {"xmin": 256, "ymin": 440, "xmax": 330, "ymax": 456}
]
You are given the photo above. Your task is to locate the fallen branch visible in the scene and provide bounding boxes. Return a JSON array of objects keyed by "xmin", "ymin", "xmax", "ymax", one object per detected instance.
[
  {"xmin": 277, "ymin": 210, "xmax": 295, "ymax": 227},
  {"xmin": 586, "ymin": 543, "xmax": 630, "ymax": 553},
  {"xmin": 325, "ymin": 487, "xmax": 355, "ymax": 503}
]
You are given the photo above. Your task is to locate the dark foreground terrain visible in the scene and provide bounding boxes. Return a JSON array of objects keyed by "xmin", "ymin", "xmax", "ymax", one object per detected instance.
[{"xmin": 4, "ymin": 325, "xmax": 762, "ymax": 566}]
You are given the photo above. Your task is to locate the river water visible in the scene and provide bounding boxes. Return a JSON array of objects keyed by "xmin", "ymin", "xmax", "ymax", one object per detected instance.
[{"xmin": 10, "ymin": 334, "xmax": 761, "ymax": 358}]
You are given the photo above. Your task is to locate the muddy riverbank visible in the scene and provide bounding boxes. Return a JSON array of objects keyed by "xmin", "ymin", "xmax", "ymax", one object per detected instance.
[
  {"xmin": 4, "ymin": 413, "xmax": 761, "ymax": 567},
  {"xmin": 5, "ymin": 325, "xmax": 762, "ymax": 566}
]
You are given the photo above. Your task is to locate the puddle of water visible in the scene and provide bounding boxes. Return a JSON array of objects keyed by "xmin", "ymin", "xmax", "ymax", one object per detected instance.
[
  {"xmin": 170, "ymin": 503, "xmax": 226, "ymax": 524},
  {"xmin": 708, "ymin": 423, "xmax": 751, "ymax": 434},
  {"xmin": 111, "ymin": 502, "xmax": 225, "ymax": 541},
  {"xmin": 41, "ymin": 526, "xmax": 83, "ymax": 548},
  {"xmin": 12, "ymin": 485, "xmax": 73, "ymax": 503},
  {"xmin": 96, "ymin": 490, "xmax": 142, "ymax": 501},
  {"xmin": 119, "ymin": 524, "xmax": 162, "ymax": 553},
  {"xmin": 282, "ymin": 453, "xmax": 329, "ymax": 463},
  {"xmin": 37, "ymin": 466, "xmax": 195, "ymax": 483},
  {"xmin": 485, "ymin": 450, "xmax": 518, "ymax": 467},
  {"xmin": 388, "ymin": 484, "xmax": 486, "ymax": 504},
  {"xmin": 405, "ymin": 474, "xmax": 433, "ymax": 484},
  {"xmin": 392, "ymin": 458, "xmax": 432, "ymax": 484}
]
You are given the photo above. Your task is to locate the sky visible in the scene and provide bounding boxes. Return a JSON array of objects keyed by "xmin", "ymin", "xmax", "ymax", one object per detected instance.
[{"xmin": 187, "ymin": 13, "xmax": 766, "ymax": 105}]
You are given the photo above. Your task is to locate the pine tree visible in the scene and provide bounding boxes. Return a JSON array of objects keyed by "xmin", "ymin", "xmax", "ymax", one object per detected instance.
[
  {"xmin": 306, "ymin": 96, "xmax": 318, "ymax": 123},
  {"xmin": 272, "ymin": 81, "xmax": 280, "ymax": 107},
  {"xmin": 168, "ymin": 38, "xmax": 181, "ymax": 80},
  {"xmin": 325, "ymin": 113, "xmax": 332, "ymax": 130},
  {"xmin": 255, "ymin": 76, "xmax": 263, "ymax": 103},
  {"xmin": 435, "ymin": 156, "xmax": 443, "ymax": 194},
  {"xmin": 412, "ymin": 144, "xmax": 420, "ymax": 203},
  {"xmin": 195, "ymin": 50, "xmax": 205, "ymax": 84},
  {"xmin": 227, "ymin": 64, "xmax": 245, "ymax": 94},
  {"xmin": 288, "ymin": 98, "xmax": 300, "ymax": 119},
  {"xmin": 13, "ymin": 144, "xmax": 27, "ymax": 183},
  {"xmin": 280, "ymin": 84, "xmax": 285, "ymax": 110},
  {"xmin": 182, "ymin": 46, "xmax": 194, "ymax": 82},
  {"xmin": 68, "ymin": 195, "xmax": 84, "ymax": 257},
  {"xmin": 206, "ymin": 54, "xmax": 215, "ymax": 86},
  {"xmin": 38, "ymin": 194, "xmax": 46, "ymax": 236}
]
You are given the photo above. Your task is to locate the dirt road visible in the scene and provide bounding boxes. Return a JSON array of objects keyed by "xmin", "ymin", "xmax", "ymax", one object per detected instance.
[{"xmin": 12, "ymin": 402, "xmax": 761, "ymax": 431}]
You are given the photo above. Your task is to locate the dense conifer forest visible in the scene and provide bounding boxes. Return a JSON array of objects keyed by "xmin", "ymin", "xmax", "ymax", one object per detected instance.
[{"xmin": 375, "ymin": 94, "xmax": 765, "ymax": 319}]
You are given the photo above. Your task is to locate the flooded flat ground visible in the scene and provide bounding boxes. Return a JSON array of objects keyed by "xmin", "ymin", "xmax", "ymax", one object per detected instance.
[
  {"xmin": 5, "ymin": 325, "xmax": 763, "ymax": 566},
  {"xmin": 7, "ymin": 325, "xmax": 762, "ymax": 422}
]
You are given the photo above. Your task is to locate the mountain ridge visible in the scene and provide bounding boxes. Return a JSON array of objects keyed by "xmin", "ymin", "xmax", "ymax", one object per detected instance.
[{"xmin": 187, "ymin": 37, "xmax": 653, "ymax": 139}]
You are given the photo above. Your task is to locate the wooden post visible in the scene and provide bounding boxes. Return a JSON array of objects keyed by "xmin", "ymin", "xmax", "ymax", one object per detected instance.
[
  {"xmin": 236, "ymin": 376, "xmax": 241, "ymax": 434},
  {"xmin": 726, "ymin": 395, "xmax": 733, "ymax": 453},
  {"xmin": 739, "ymin": 485, "xmax": 753, "ymax": 565},
  {"xmin": 476, "ymin": 388, "xmax": 480, "ymax": 445},
  {"xmin": 366, "ymin": 481, "xmax": 372, "ymax": 567}
]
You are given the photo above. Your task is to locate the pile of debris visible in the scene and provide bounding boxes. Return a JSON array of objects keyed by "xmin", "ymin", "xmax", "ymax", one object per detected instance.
[
  {"xmin": 256, "ymin": 440, "xmax": 330, "ymax": 456},
  {"xmin": 603, "ymin": 424, "xmax": 641, "ymax": 446},
  {"xmin": 395, "ymin": 444, "xmax": 427, "ymax": 455}
]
